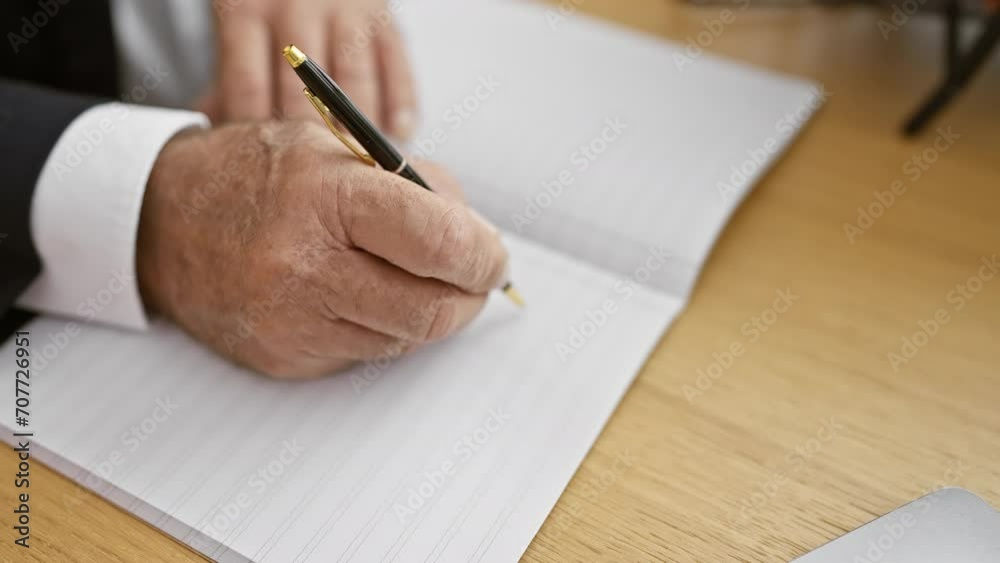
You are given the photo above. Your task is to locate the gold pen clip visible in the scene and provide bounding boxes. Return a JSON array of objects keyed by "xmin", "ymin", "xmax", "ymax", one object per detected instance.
[{"xmin": 303, "ymin": 88, "xmax": 376, "ymax": 167}]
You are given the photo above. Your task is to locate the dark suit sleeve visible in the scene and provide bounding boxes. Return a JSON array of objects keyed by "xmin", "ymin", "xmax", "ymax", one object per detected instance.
[{"xmin": 0, "ymin": 80, "xmax": 102, "ymax": 338}]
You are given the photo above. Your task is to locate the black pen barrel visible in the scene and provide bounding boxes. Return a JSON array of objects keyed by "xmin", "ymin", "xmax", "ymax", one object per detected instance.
[{"xmin": 293, "ymin": 60, "xmax": 406, "ymax": 173}]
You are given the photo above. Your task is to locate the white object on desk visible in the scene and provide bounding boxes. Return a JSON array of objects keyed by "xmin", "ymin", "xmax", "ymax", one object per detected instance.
[{"xmin": 794, "ymin": 488, "xmax": 1000, "ymax": 563}]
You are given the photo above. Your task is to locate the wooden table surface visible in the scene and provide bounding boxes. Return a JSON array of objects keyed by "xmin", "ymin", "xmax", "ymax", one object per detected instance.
[{"xmin": 3, "ymin": 1, "xmax": 999, "ymax": 561}]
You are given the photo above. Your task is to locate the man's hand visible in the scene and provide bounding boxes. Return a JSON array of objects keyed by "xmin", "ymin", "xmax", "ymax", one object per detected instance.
[
  {"xmin": 199, "ymin": 0, "xmax": 416, "ymax": 138},
  {"xmin": 138, "ymin": 121, "xmax": 507, "ymax": 378}
]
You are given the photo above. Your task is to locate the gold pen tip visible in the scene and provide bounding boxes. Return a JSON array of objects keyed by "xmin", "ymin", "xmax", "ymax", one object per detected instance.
[
  {"xmin": 502, "ymin": 283, "xmax": 526, "ymax": 308},
  {"xmin": 282, "ymin": 45, "xmax": 307, "ymax": 68}
]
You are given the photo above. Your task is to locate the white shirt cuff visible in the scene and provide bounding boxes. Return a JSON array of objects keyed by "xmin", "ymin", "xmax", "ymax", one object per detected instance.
[{"xmin": 16, "ymin": 103, "xmax": 209, "ymax": 329}]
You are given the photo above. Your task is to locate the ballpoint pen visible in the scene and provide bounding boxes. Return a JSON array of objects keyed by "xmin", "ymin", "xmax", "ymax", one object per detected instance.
[{"xmin": 281, "ymin": 44, "xmax": 524, "ymax": 307}]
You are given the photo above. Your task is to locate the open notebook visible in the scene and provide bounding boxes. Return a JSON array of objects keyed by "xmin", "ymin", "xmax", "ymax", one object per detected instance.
[{"xmin": 1, "ymin": 1, "xmax": 822, "ymax": 561}]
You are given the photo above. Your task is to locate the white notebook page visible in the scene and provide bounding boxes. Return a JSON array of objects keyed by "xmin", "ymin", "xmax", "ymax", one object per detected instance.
[{"xmin": 2, "ymin": 235, "xmax": 680, "ymax": 562}]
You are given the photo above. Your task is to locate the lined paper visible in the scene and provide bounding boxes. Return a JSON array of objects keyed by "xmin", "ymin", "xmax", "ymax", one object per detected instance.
[
  {"xmin": 0, "ymin": 1, "xmax": 821, "ymax": 561},
  {"xmin": 3, "ymin": 235, "xmax": 680, "ymax": 562}
]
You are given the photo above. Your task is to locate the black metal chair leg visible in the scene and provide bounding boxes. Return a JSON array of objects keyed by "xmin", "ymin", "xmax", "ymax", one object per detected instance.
[
  {"xmin": 903, "ymin": 9, "xmax": 1000, "ymax": 136},
  {"xmin": 946, "ymin": 0, "xmax": 960, "ymax": 72}
]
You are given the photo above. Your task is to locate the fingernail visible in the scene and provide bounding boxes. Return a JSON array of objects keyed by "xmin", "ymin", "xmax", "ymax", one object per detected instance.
[
  {"xmin": 469, "ymin": 208, "xmax": 499, "ymax": 235},
  {"xmin": 394, "ymin": 109, "xmax": 417, "ymax": 139}
]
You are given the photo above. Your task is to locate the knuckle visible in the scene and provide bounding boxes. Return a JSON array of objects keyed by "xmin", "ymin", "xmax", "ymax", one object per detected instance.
[
  {"xmin": 263, "ymin": 122, "xmax": 325, "ymax": 181},
  {"xmin": 430, "ymin": 207, "xmax": 476, "ymax": 275},
  {"xmin": 329, "ymin": 168, "xmax": 365, "ymax": 238},
  {"xmin": 420, "ymin": 296, "xmax": 458, "ymax": 342},
  {"xmin": 465, "ymin": 249, "xmax": 492, "ymax": 289},
  {"xmin": 241, "ymin": 121, "xmax": 283, "ymax": 165},
  {"xmin": 472, "ymin": 251, "xmax": 503, "ymax": 292},
  {"xmin": 332, "ymin": 166, "xmax": 361, "ymax": 207}
]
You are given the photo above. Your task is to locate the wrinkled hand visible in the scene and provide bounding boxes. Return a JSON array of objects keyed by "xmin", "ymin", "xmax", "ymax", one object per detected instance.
[
  {"xmin": 138, "ymin": 121, "xmax": 507, "ymax": 378},
  {"xmin": 199, "ymin": 0, "xmax": 416, "ymax": 137}
]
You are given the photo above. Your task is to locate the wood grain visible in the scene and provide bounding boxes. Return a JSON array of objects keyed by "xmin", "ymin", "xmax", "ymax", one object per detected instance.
[{"xmin": 3, "ymin": 1, "xmax": 998, "ymax": 561}]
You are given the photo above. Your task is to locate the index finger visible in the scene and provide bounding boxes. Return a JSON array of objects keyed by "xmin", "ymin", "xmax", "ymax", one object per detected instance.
[
  {"xmin": 326, "ymin": 168, "xmax": 508, "ymax": 294},
  {"xmin": 218, "ymin": 16, "xmax": 273, "ymax": 121}
]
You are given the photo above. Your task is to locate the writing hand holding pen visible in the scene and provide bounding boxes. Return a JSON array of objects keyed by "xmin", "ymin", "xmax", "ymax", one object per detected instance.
[{"xmin": 137, "ymin": 121, "xmax": 509, "ymax": 378}]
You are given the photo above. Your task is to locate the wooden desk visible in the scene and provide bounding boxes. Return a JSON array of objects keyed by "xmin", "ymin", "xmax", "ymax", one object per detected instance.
[{"xmin": 3, "ymin": 1, "xmax": 999, "ymax": 561}]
